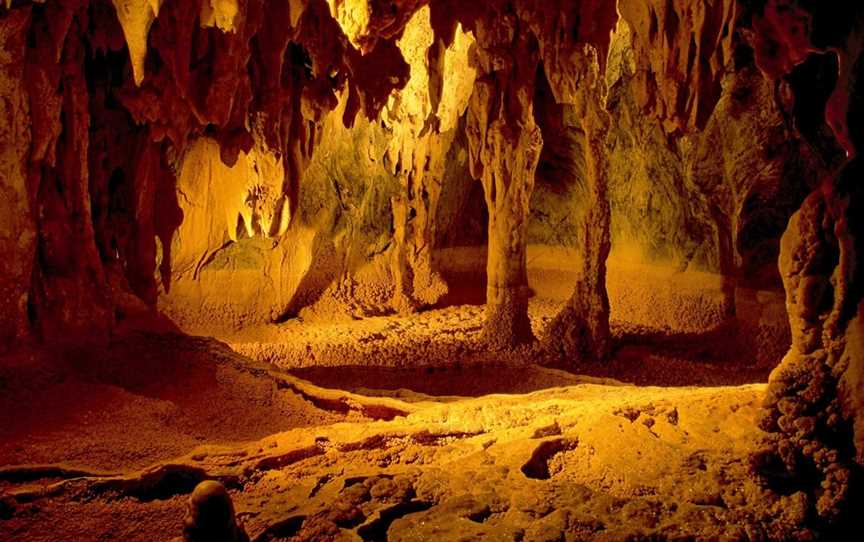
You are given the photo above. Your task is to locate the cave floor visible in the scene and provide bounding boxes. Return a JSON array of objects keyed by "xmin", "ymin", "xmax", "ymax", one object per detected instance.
[
  {"xmin": 0, "ymin": 307, "xmax": 800, "ymax": 541},
  {"xmin": 227, "ymin": 298, "xmax": 775, "ymax": 389}
]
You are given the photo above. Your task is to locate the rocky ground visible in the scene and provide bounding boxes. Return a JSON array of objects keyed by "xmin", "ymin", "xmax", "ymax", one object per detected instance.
[
  {"xmin": 227, "ymin": 297, "xmax": 777, "ymax": 388},
  {"xmin": 0, "ymin": 298, "xmax": 809, "ymax": 541}
]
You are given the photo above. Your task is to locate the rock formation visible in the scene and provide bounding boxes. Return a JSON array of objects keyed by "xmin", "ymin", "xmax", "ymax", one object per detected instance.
[
  {"xmin": 382, "ymin": 5, "xmax": 473, "ymax": 313},
  {"xmin": 463, "ymin": 6, "xmax": 543, "ymax": 349},
  {"xmin": 742, "ymin": 0, "xmax": 864, "ymax": 528},
  {"xmin": 181, "ymin": 480, "xmax": 249, "ymax": 542},
  {"xmin": 529, "ymin": 0, "xmax": 618, "ymax": 361},
  {"xmin": 0, "ymin": 7, "xmax": 35, "ymax": 349},
  {"xmin": 1, "ymin": 0, "xmax": 863, "ymax": 535}
]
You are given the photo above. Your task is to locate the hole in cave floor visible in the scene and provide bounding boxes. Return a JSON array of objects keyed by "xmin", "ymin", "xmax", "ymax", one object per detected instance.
[{"xmin": 0, "ymin": 297, "xmax": 791, "ymax": 541}]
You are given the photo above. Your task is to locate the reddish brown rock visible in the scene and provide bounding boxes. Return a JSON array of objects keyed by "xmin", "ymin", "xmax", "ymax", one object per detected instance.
[
  {"xmin": 743, "ymin": 0, "xmax": 864, "ymax": 526},
  {"xmin": 542, "ymin": 77, "xmax": 613, "ymax": 362},
  {"xmin": 0, "ymin": 6, "xmax": 34, "ymax": 351},
  {"xmin": 27, "ymin": 6, "xmax": 114, "ymax": 343}
]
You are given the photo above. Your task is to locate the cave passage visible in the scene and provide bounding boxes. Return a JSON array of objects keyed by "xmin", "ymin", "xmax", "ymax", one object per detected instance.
[{"xmin": 1, "ymin": 1, "xmax": 863, "ymax": 541}]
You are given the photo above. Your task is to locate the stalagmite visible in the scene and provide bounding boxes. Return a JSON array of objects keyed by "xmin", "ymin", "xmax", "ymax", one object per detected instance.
[
  {"xmin": 743, "ymin": 0, "xmax": 864, "ymax": 526},
  {"xmin": 521, "ymin": 0, "xmax": 619, "ymax": 362},
  {"xmin": 181, "ymin": 481, "xmax": 248, "ymax": 542}
]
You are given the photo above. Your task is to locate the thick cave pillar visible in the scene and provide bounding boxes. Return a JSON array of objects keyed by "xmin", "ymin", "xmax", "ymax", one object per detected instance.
[
  {"xmin": 526, "ymin": 0, "xmax": 619, "ymax": 362},
  {"xmin": 385, "ymin": 6, "xmax": 447, "ymax": 314},
  {"xmin": 28, "ymin": 12, "xmax": 113, "ymax": 343},
  {"xmin": 543, "ymin": 92, "xmax": 612, "ymax": 361},
  {"xmin": 755, "ymin": 183, "xmax": 862, "ymax": 522},
  {"xmin": 466, "ymin": 16, "xmax": 542, "ymax": 349},
  {"xmin": 500, "ymin": 0, "xmax": 618, "ymax": 359}
]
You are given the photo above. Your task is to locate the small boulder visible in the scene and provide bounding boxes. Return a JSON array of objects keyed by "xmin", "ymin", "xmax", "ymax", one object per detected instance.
[{"xmin": 182, "ymin": 481, "xmax": 249, "ymax": 542}]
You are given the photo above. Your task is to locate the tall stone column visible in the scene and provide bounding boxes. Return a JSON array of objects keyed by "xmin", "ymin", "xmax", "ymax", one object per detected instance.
[
  {"xmin": 528, "ymin": 34, "xmax": 614, "ymax": 363},
  {"xmin": 466, "ymin": 16, "xmax": 543, "ymax": 349},
  {"xmin": 743, "ymin": 1, "xmax": 864, "ymax": 527},
  {"xmin": 543, "ymin": 98, "xmax": 612, "ymax": 361},
  {"xmin": 384, "ymin": 7, "xmax": 474, "ymax": 314}
]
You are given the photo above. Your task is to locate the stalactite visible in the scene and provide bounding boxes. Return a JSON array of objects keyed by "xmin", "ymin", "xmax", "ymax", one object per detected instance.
[
  {"xmin": 3, "ymin": 0, "xmax": 864, "ymax": 538},
  {"xmin": 618, "ymin": 0, "xmax": 738, "ymax": 134}
]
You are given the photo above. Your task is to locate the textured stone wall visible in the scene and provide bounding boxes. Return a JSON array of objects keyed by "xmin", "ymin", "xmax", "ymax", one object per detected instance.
[
  {"xmin": 0, "ymin": 0, "xmax": 820, "ymax": 346},
  {"xmin": 741, "ymin": 0, "xmax": 864, "ymax": 530}
]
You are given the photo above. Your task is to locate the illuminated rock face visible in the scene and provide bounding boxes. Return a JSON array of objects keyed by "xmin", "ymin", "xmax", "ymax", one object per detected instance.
[
  {"xmin": 384, "ymin": 6, "xmax": 474, "ymax": 313},
  {"xmin": 0, "ymin": 0, "xmax": 863, "ymax": 528},
  {"xmin": 111, "ymin": 0, "xmax": 161, "ymax": 85},
  {"xmin": 617, "ymin": 0, "xmax": 737, "ymax": 134},
  {"xmin": 0, "ymin": 0, "xmax": 806, "ymax": 346}
]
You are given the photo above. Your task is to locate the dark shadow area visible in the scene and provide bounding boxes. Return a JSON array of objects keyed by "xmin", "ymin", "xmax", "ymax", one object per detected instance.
[
  {"xmin": 0, "ymin": 333, "xmax": 348, "ymax": 472},
  {"xmin": 291, "ymin": 318, "xmax": 778, "ymax": 398},
  {"xmin": 568, "ymin": 320, "xmax": 779, "ymax": 387},
  {"xmin": 433, "ymin": 252, "xmax": 488, "ymax": 309},
  {"xmin": 291, "ymin": 361, "xmax": 575, "ymax": 398}
]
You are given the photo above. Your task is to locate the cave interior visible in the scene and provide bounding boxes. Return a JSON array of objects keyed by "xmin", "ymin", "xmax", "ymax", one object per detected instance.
[{"xmin": 1, "ymin": 0, "xmax": 863, "ymax": 540}]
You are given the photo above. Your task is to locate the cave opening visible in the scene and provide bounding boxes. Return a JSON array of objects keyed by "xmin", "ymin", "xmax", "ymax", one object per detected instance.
[{"xmin": 1, "ymin": 1, "xmax": 863, "ymax": 541}]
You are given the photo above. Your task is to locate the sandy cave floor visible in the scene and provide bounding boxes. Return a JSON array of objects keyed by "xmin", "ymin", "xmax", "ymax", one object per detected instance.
[
  {"xmin": 227, "ymin": 298, "xmax": 776, "ymax": 389},
  {"xmin": 0, "ymin": 301, "xmax": 804, "ymax": 541}
]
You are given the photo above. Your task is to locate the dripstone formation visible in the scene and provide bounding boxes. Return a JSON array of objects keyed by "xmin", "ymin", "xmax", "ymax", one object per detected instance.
[{"xmin": 0, "ymin": 0, "xmax": 862, "ymax": 534}]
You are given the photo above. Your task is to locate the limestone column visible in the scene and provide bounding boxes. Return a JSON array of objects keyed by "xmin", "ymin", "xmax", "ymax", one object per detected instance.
[
  {"xmin": 466, "ymin": 17, "xmax": 543, "ymax": 349},
  {"xmin": 530, "ymin": 39, "xmax": 614, "ymax": 362},
  {"xmin": 543, "ymin": 98, "xmax": 612, "ymax": 361}
]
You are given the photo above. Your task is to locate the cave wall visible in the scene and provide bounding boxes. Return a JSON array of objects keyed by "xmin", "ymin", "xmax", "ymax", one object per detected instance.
[
  {"xmin": 0, "ymin": 0, "xmax": 427, "ymax": 346},
  {"xmin": 155, "ymin": 5, "xmax": 478, "ymax": 330},
  {"xmin": 740, "ymin": 0, "xmax": 864, "ymax": 529},
  {"xmin": 0, "ymin": 7, "xmax": 34, "ymax": 349}
]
